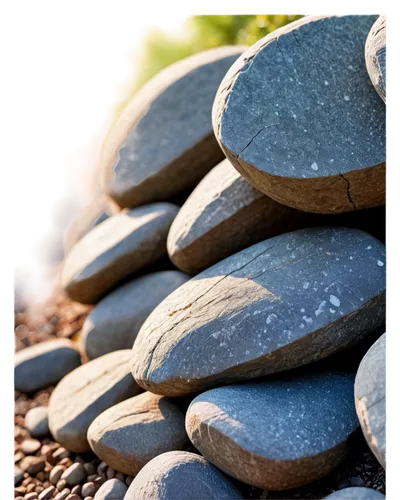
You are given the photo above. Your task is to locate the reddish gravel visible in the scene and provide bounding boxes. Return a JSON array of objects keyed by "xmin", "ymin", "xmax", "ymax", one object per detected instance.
[{"xmin": 14, "ymin": 277, "xmax": 385, "ymax": 500}]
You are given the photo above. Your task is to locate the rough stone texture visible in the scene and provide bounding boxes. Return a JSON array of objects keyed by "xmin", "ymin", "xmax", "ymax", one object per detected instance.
[
  {"xmin": 24, "ymin": 406, "xmax": 49, "ymax": 438},
  {"xmin": 61, "ymin": 203, "xmax": 179, "ymax": 304},
  {"xmin": 88, "ymin": 392, "xmax": 188, "ymax": 476},
  {"xmin": 186, "ymin": 371, "xmax": 359, "ymax": 490},
  {"xmin": 101, "ymin": 46, "xmax": 245, "ymax": 208},
  {"xmin": 355, "ymin": 333, "xmax": 386, "ymax": 468},
  {"xmin": 64, "ymin": 196, "xmax": 119, "ymax": 254},
  {"xmin": 324, "ymin": 487, "xmax": 385, "ymax": 499},
  {"xmin": 167, "ymin": 159, "xmax": 302, "ymax": 274},
  {"xmin": 94, "ymin": 478, "xmax": 128, "ymax": 499},
  {"xmin": 365, "ymin": 16, "xmax": 386, "ymax": 103},
  {"xmin": 213, "ymin": 15, "xmax": 385, "ymax": 214},
  {"xmin": 124, "ymin": 451, "xmax": 244, "ymax": 500},
  {"xmin": 132, "ymin": 227, "xmax": 386, "ymax": 396},
  {"xmin": 15, "ymin": 339, "xmax": 81, "ymax": 393},
  {"xmin": 82, "ymin": 271, "xmax": 190, "ymax": 360},
  {"xmin": 48, "ymin": 350, "xmax": 140, "ymax": 452}
]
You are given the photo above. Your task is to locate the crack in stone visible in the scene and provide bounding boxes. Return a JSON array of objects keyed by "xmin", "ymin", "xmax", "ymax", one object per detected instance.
[{"xmin": 339, "ymin": 173, "xmax": 356, "ymax": 209}]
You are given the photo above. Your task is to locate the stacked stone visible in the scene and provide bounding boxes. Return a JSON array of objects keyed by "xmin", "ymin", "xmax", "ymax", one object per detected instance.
[{"xmin": 15, "ymin": 14, "xmax": 386, "ymax": 500}]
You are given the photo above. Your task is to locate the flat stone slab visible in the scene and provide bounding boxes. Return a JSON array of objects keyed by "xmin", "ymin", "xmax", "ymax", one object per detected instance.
[
  {"xmin": 64, "ymin": 196, "xmax": 119, "ymax": 253},
  {"xmin": 324, "ymin": 487, "xmax": 385, "ymax": 499},
  {"xmin": 365, "ymin": 16, "xmax": 386, "ymax": 103},
  {"xmin": 48, "ymin": 350, "xmax": 140, "ymax": 452},
  {"xmin": 25, "ymin": 406, "xmax": 49, "ymax": 438},
  {"xmin": 15, "ymin": 339, "xmax": 81, "ymax": 393},
  {"xmin": 355, "ymin": 333, "xmax": 386, "ymax": 468},
  {"xmin": 82, "ymin": 270, "xmax": 190, "ymax": 360},
  {"xmin": 101, "ymin": 46, "xmax": 245, "ymax": 208},
  {"xmin": 132, "ymin": 227, "xmax": 386, "ymax": 396},
  {"xmin": 167, "ymin": 158, "xmax": 301, "ymax": 274},
  {"xmin": 94, "ymin": 478, "xmax": 128, "ymax": 499},
  {"xmin": 213, "ymin": 15, "xmax": 385, "ymax": 213},
  {"xmin": 61, "ymin": 202, "xmax": 179, "ymax": 304},
  {"xmin": 124, "ymin": 451, "xmax": 244, "ymax": 500},
  {"xmin": 186, "ymin": 371, "xmax": 359, "ymax": 490},
  {"xmin": 88, "ymin": 392, "xmax": 187, "ymax": 476}
]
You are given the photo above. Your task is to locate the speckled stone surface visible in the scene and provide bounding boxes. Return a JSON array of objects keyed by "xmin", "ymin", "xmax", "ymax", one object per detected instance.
[
  {"xmin": 88, "ymin": 392, "xmax": 188, "ymax": 476},
  {"xmin": 355, "ymin": 333, "xmax": 386, "ymax": 468},
  {"xmin": 64, "ymin": 196, "xmax": 119, "ymax": 253},
  {"xmin": 48, "ymin": 350, "xmax": 140, "ymax": 452},
  {"xmin": 132, "ymin": 227, "xmax": 386, "ymax": 396},
  {"xmin": 186, "ymin": 371, "xmax": 359, "ymax": 490},
  {"xmin": 124, "ymin": 451, "xmax": 244, "ymax": 500},
  {"xmin": 61, "ymin": 202, "xmax": 179, "ymax": 304},
  {"xmin": 14, "ymin": 339, "xmax": 81, "ymax": 393},
  {"xmin": 324, "ymin": 486, "xmax": 385, "ymax": 499},
  {"xmin": 167, "ymin": 159, "xmax": 301, "ymax": 274},
  {"xmin": 101, "ymin": 46, "xmax": 245, "ymax": 208},
  {"xmin": 213, "ymin": 15, "xmax": 385, "ymax": 213},
  {"xmin": 365, "ymin": 16, "xmax": 386, "ymax": 103},
  {"xmin": 82, "ymin": 270, "xmax": 190, "ymax": 359}
]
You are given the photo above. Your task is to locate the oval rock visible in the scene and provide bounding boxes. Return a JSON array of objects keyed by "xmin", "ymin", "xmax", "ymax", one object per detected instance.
[
  {"xmin": 213, "ymin": 15, "xmax": 385, "ymax": 213},
  {"xmin": 48, "ymin": 350, "xmax": 140, "ymax": 452},
  {"xmin": 101, "ymin": 46, "xmax": 245, "ymax": 208},
  {"xmin": 88, "ymin": 391, "xmax": 187, "ymax": 475},
  {"xmin": 324, "ymin": 487, "xmax": 385, "ymax": 499},
  {"xmin": 167, "ymin": 159, "xmax": 301, "ymax": 274},
  {"xmin": 124, "ymin": 451, "xmax": 244, "ymax": 500},
  {"xmin": 25, "ymin": 406, "xmax": 49, "ymax": 438},
  {"xmin": 15, "ymin": 339, "xmax": 81, "ymax": 393},
  {"xmin": 61, "ymin": 202, "xmax": 179, "ymax": 304},
  {"xmin": 355, "ymin": 333, "xmax": 386, "ymax": 468},
  {"xmin": 365, "ymin": 16, "xmax": 386, "ymax": 103},
  {"xmin": 186, "ymin": 371, "xmax": 359, "ymax": 490},
  {"xmin": 82, "ymin": 271, "xmax": 190, "ymax": 360},
  {"xmin": 64, "ymin": 196, "xmax": 119, "ymax": 254},
  {"xmin": 94, "ymin": 478, "xmax": 128, "ymax": 499},
  {"xmin": 132, "ymin": 227, "xmax": 386, "ymax": 396}
]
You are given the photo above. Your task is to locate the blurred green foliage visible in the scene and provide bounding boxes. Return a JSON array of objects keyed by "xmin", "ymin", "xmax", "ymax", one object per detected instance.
[{"xmin": 117, "ymin": 15, "xmax": 302, "ymax": 114}]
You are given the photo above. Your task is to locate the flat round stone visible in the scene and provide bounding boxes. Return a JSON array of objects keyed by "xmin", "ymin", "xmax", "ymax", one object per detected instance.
[
  {"xmin": 324, "ymin": 487, "xmax": 385, "ymax": 499},
  {"xmin": 82, "ymin": 270, "xmax": 190, "ymax": 360},
  {"xmin": 88, "ymin": 392, "xmax": 187, "ymax": 475},
  {"xmin": 94, "ymin": 478, "xmax": 128, "ymax": 499},
  {"xmin": 124, "ymin": 451, "xmax": 244, "ymax": 500},
  {"xmin": 61, "ymin": 202, "xmax": 179, "ymax": 304},
  {"xmin": 132, "ymin": 227, "xmax": 386, "ymax": 396},
  {"xmin": 15, "ymin": 339, "xmax": 81, "ymax": 393},
  {"xmin": 355, "ymin": 333, "xmax": 386, "ymax": 468},
  {"xmin": 25, "ymin": 406, "xmax": 49, "ymax": 437},
  {"xmin": 101, "ymin": 46, "xmax": 245, "ymax": 208},
  {"xmin": 186, "ymin": 371, "xmax": 359, "ymax": 490},
  {"xmin": 167, "ymin": 159, "xmax": 301, "ymax": 274},
  {"xmin": 365, "ymin": 16, "xmax": 386, "ymax": 103},
  {"xmin": 213, "ymin": 15, "xmax": 385, "ymax": 213},
  {"xmin": 64, "ymin": 196, "xmax": 119, "ymax": 253},
  {"xmin": 48, "ymin": 350, "xmax": 140, "ymax": 452}
]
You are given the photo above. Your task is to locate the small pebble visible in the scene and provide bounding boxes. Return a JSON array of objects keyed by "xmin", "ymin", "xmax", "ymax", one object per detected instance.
[
  {"xmin": 25, "ymin": 493, "xmax": 39, "ymax": 500},
  {"xmin": 56, "ymin": 479, "xmax": 67, "ymax": 491},
  {"xmin": 125, "ymin": 476, "xmax": 133, "ymax": 486},
  {"xmin": 106, "ymin": 467, "xmax": 115, "ymax": 479},
  {"xmin": 84, "ymin": 497, "xmax": 94, "ymax": 500},
  {"xmin": 15, "ymin": 466, "xmax": 23, "ymax": 485},
  {"xmin": 66, "ymin": 495, "xmax": 81, "ymax": 500},
  {"xmin": 15, "ymin": 486, "xmax": 25, "ymax": 496},
  {"xmin": 97, "ymin": 462, "xmax": 107, "ymax": 475},
  {"xmin": 20, "ymin": 456, "xmax": 46, "ymax": 475},
  {"xmin": 50, "ymin": 465, "xmax": 65, "ymax": 485},
  {"xmin": 115, "ymin": 472, "xmax": 125, "ymax": 482},
  {"xmin": 71, "ymin": 485, "xmax": 81, "ymax": 496},
  {"xmin": 25, "ymin": 407, "xmax": 49, "ymax": 438},
  {"xmin": 21, "ymin": 439, "xmax": 41, "ymax": 455},
  {"xmin": 53, "ymin": 448, "xmax": 70, "ymax": 461},
  {"xmin": 38, "ymin": 486, "xmax": 56, "ymax": 499},
  {"xmin": 14, "ymin": 451, "xmax": 24, "ymax": 463},
  {"xmin": 84, "ymin": 463, "xmax": 96, "ymax": 476},
  {"xmin": 81, "ymin": 482, "xmax": 95, "ymax": 497},
  {"xmin": 61, "ymin": 463, "xmax": 86, "ymax": 487}
]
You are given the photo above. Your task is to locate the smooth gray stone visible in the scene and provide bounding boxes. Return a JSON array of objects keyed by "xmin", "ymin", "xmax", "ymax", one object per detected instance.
[
  {"xmin": 82, "ymin": 271, "xmax": 190, "ymax": 360},
  {"xmin": 61, "ymin": 202, "xmax": 179, "ymax": 304},
  {"xmin": 213, "ymin": 15, "xmax": 385, "ymax": 214},
  {"xmin": 186, "ymin": 372, "xmax": 359, "ymax": 490},
  {"xmin": 324, "ymin": 487, "xmax": 385, "ymax": 499},
  {"xmin": 132, "ymin": 227, "xmax": 386, "ymax": 396},
  {"xmin": 64, "ymin": 196, "xmax": 119, "ymax": 254},
  {"xmin": 355, "ymin": 333, "xmax": 386, "ymax": 468},
  {"xmin": 101, "ymin": 46, "xmax": 245, "ymax": 209},
  {"xmin": 124, "ymin": 451, "xmax": 244, "ymax": 500},
  {"xmin": 88, "ymin": 392, "xmax": 187, "ymax": 475},
  {"xmin": 167, "ymin": 158, "xmax": 301, "ymax": 274},
  {"xmin": 365, "ymin": 16, "xmax": 386, "ymax": 103},
  {"xmin": 48, "ymin": 350, "xmax": 140, "ymax": 452},
  {"xmin": 25, "ymin": 406, "xmax": 49, "ymax": 437},
  {"xmin": 15, "ymin": 339, "xmax": 81, "ymax": 393},
  {"xmin": 14, "ymin": 466, "xmax": 23, "ymax": 485},
  {"xmin": 94, "ymin": 478, "xmax": 128, "ymax": 499}
]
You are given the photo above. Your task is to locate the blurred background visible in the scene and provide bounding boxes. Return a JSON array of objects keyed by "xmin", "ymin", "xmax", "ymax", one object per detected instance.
[{"xmin": 13, "ymin": 12, "xmax": 304, "ymax": 312}]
